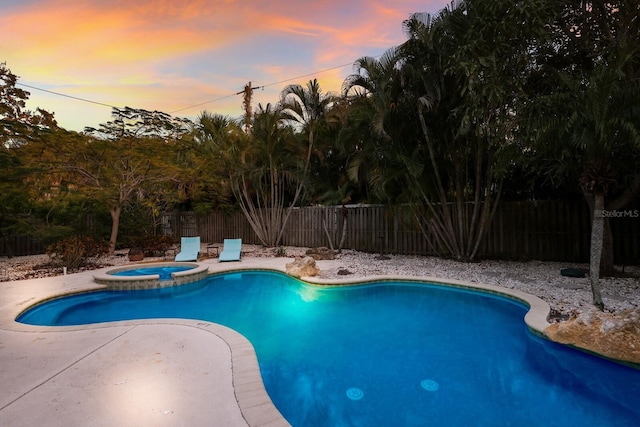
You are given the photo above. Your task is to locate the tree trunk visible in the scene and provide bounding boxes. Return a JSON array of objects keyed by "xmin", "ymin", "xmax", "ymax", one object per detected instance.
[
  {"xmin": 322, "ymin": 217, "xmax": 335, "ymax": 250},
  {"xmin": 275, "ymin": 130, "xmax": 314, "ymax": 247},
  {"xmin": 589, "ymin": 193, "xmax": 605, "ymax": 310},
  {"xmin": 582, "ymin": 175, "xmax": 640, "ymax": 276},
  {"xmin": 108, "ymin": 205, "xmax": 121, "ymax": 256},
  {"xmin": 337, "ymin": 215, "xmax": 348, "ymax": 251}
]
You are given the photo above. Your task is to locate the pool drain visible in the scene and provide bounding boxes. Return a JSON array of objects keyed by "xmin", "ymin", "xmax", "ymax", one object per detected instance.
[
  {"xmin": 346, "ymin": 387, "xmax": 364, "ymax": 400},
  {"xmin": 420, "ymin": 379, "xmax": 439, "ymax": 391}
]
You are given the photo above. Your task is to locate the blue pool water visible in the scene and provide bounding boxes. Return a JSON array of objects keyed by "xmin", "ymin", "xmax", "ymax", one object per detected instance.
[
  {"xmin": 110, "ymin": 265, "xmax": 194, "ymax": 280},
  {"xmin": 18, "ymin": 271, "xmax": 640, "ymax": 426}
]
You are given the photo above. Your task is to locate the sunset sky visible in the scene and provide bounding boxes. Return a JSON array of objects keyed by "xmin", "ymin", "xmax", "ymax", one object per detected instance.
[{"xmin": 2, "ymin": 0, "xmax": 448, "ymax": 131}]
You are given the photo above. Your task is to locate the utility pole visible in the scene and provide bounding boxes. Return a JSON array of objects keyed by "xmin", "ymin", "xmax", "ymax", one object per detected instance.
[{"xmin": 237, "ymin": 81, "xmax": 262, "ymax": 134}]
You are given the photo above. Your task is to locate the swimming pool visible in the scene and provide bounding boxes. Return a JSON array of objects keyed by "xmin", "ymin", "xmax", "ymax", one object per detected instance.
[{"xmin": 17, "ymin": 271, "xmax": 640, "ymax": 426}]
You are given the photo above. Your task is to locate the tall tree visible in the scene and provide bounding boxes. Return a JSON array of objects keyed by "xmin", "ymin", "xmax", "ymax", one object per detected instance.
[
  {"xmin": 53, "ymin": 107, "xmax": 192, "ymax": 254},
  {"xmin": 313, "ymin": 96, "xmax": 371, "ymax": 206},
  {"xmin": 0, "ymin": 62, "xmax": 59, "ymax": 253},
  {"xmin": 176, "ymin": 112, "xmax": 241, "ymax": 212},
  {"xmin": 224, "ymin": 103, "xmax": 302, "ymax": 247},
  {"xmin": 526, "ymin": 0, "xmax": 640, "ymax": 309},
  {"xmin": 342, "ymin": 0, "xmax": 553, "ymax": 261},
  {"xmin": 342, "ymin": 48, "xmax": 419, "ymax": 203},
  {"xmin": 279, "ymin": 78, "xmax": 335, "ymax": 204},
  {"xmin": 0, "ymin": 146, "xmax": 35, "ymax": 255},
  {"xmin": 1, "ymin": 62, "xmax": 57, "ymax": 148}
]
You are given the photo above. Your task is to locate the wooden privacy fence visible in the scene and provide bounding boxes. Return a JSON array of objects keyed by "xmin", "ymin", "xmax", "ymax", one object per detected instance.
[
  {"xmin": 163, "ymin": 199, "xmax": 640, "ymax": 264},
  {"xmin": 0, "ymin": 236, "xmax": 45, "ymax": 257}
]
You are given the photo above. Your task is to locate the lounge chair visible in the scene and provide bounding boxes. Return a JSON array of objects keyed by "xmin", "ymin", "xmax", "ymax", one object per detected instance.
[
  {"xmin": 219, "ymin": 238, "xmax": 242, "ymax": 262},
  {"xmin": 175, "ymin": 236, "xmax": 201, "ymax": 262}
]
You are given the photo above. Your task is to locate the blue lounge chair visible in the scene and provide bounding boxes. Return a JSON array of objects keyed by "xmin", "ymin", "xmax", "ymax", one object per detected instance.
[
  {"xmin": 175, "ymin": 236, "xmax": 200, "ymax": 262},
  {"xmin": 219, "ymin": 238, "xmax": 242, "ymax": 262}
]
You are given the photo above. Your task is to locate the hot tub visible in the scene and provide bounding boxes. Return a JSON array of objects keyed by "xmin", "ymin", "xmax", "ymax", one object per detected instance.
[{"xmin": 93, "ymin": 262, "xmax": 209, "ymax": 290}]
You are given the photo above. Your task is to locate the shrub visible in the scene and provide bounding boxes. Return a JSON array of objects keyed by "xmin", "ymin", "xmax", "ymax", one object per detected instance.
[
  {"xmin": 47, "ymin": 236, "xmax": 109, "ymax": 271},
  {"xmin": 129, "ymin": 234, "xmax": 175, "ymax": 256}
]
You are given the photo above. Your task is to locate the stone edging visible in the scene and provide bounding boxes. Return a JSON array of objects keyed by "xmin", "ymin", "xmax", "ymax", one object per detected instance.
[{"xmin": 92, "ymin": 262, "xmax": 209, "ymax": 290}]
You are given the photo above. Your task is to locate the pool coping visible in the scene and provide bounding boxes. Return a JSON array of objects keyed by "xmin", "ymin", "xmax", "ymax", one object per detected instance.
[
  {"xmin": 0, "ymin": 257, "xmax": 556, "ymax": 426},
  {"xmin": 304, "ymin": 274, "xmax": 552, "ymax": 337},
  {"xmin": 93, "ymin": 262, "xmax": 209, "ymax": 290}
]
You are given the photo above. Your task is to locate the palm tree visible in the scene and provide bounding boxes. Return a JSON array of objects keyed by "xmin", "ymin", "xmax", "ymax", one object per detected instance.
[
  {"xmin": 279, "ymin": 79, "xmax": 335, "ymax": 205},
  {"xmin": 341, "ymin": 48, "xmax": 404, "ymax": 141},
  {"xmin": 193, "ymin": 112, "xmax": 240, "ymax": 150},
  {"xmin": 225, "ymin": 103, "xmax": 303, "ymax": 247},
  {"xmin": 341, "ymin": 0, "xmax": 552, "ymax": 261},
  {"xmin": 176, "ymin": 112, "xmax": 242, "ymax": 211},
  {"xmin": 280, "ymin": 79, "xmax": 334, "ymax": 138},
  {"xmin": 341, "ymin": 48, "xmax": 420, "ymax": 203}
]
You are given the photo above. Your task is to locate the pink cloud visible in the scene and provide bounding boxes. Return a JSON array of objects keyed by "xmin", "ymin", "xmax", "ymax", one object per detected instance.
[{"xmin": 2, "ymin": 0, "xmax": 447, "ymax": 131}]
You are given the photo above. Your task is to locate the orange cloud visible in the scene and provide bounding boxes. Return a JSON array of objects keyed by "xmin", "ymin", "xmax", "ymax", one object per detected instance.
[
  {"xmin": 3, "ymin": 0, "xmax": 447, "ymax": 131},
  {"xmin": 3, "ymin": 0, "xmax": 245, "ymax": 79}
]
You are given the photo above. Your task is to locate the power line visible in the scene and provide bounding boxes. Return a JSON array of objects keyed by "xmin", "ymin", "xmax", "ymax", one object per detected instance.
[
  {"xmin": 14, "ymin": 54, "xmax": 379, "ymax": 116},
  {"xmin": 171, "ymin": 61, "xmax": 357, "ymax": 114},
  {"xmin": 169, "ymin": 92, "xmax": 239, "ymax": 114},
  {"xmin": 16, "ymin": 82, "xmax": 119, "ymax": 109},
  {"xmin": 261, "ymin": 61, "xmax": 355, "ymax": 89}
]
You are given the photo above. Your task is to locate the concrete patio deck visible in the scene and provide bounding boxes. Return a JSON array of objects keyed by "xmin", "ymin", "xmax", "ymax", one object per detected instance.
[{"xmin": 0, "ymin": 257, "xmax": 294, "ymax": 427}]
